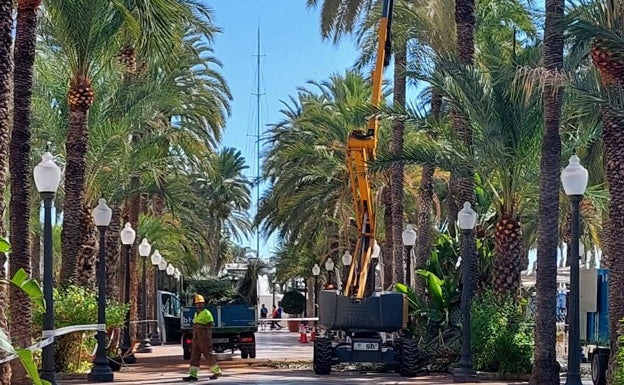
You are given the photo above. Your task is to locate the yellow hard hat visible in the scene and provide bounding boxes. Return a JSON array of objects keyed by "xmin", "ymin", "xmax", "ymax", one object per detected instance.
[{"xmin": 194, "ymin": 294, "xmax": 205, "ymax": 304}]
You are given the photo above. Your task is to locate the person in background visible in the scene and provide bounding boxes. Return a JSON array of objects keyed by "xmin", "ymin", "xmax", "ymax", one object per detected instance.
[
  {"xmin": 260, "ymin": 304, "xmax": 268, "ymax": 330},
  {"xmin": 270, "ymin": 304, "xmax": 282, "ymax": 330},
  {"xmin": 183, "ymin": 294, "xmax": 222, "ymax": 381}
]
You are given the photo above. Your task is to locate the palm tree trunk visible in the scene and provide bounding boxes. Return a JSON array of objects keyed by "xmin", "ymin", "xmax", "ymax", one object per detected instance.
[
  {"xmin": 61, "ymin": 87, "xmax": 92, "ymax": 284},
  {"xmin": 381, "ymin": 183, "xmax": 394, "ymax": 287},
  {"xmin": 0, "ymin": 1, "xmax": 12, "ymax": 381},
  {"xmin": 530, "ymin": 0, "xmax": 564, "ymax": 381},
  {"xmin": 602, "ymin": 100, "xmax": 624, "ymax": 382},
  {"xmin": 127, "ymin": 182, "xmax": 141, "ymax": 342},
  {"xmin": 10, "ymin": 1, "xmax": 40, "ymax": 382},
  {"xmin": 414, "ymin": 88, "xmax": 441, "ymax": 297},
  {"xmin": 75, "ymin": 205, "xmax": 97, "ymax": 288},
  {"xmin": 31, "ymin": 232, "xmax": 41, "ymax": 281},
  {"xmin": 391, "ymin": 47, "xmax": 406, "ymax": 285},
  {"xmin": 106, "ymin": 207, "xmax": 122, "ymax": 301},
  {"xmin": 492, "ymin": 214, "xmax": 523, "ymax": 298}
]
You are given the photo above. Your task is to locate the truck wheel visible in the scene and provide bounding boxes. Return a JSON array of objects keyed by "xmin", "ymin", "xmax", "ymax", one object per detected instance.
[
  {"xmin": 183, "ymin": 348, "xmax": 191, "ymax": 360},
  {"xmin": 399, "ymin": 338, "xmax": 419, "ymax": 377},
  {"xmin": 249, "ymin": 344, "xmax": 256, "ymax": 359},
  {"xmin": 592, "ymin": 352, "xmax": 607, "ymax": 385},
  {"xmin": 240, "ymin": 347, "xmax": 249, "ymax": 359},
  {"xmin": 313, "ymin": 337, "xmax": 332, "ymax": 375}
]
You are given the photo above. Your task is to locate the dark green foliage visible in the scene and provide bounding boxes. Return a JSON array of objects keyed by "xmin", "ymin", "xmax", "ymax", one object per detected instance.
[
  {"xmin": 471, "ymin": 290, "xmax": 533, "ymax": 374},
  {"xmin": 616, "ymin": 319, "xmax": 624, "ymax": 384},
  {"xmin": 281, "ymin": 290, "xmax": 306, "ymax": 315},
  {"xmin": 185, "ymin": 278, "xmax": 244, "ymax": 305}
]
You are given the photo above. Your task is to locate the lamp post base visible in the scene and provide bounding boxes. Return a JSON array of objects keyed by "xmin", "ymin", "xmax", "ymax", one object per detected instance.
[
  {"xmin": 137, "ymin": 339, "xmax": 153, "ymax": 353},
  {"xmin": 87, "ymin": 364, "xmax": 114, "ymax": 382},
  {"xmin": 150, "ymin": 334, "xmax": 162, "ymax": 345},
  {"xmin": 120, "ymin": 349, "xmax": 137, "ymax": 364},
  {"xmin": 40, "ymin": 370, "xmax": 56, "ymax": 385},
  {"xmin": 453, "ymin": 367, "xmax": 477, "ymax": 383}
]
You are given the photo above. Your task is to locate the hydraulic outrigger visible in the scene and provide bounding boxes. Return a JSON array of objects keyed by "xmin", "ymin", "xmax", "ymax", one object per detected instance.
[{"xmin": 313, "ymin": 0, "xmax": 417, "ymax": 376}]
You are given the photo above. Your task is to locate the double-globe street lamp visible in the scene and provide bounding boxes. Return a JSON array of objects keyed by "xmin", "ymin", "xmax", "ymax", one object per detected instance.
[
  {"xmin": 150, "ymin": 249, "xmax": 163, "ymax": 345},
  {"xmin": 454, "ymin": 202, "xmax": 478, "ymax": 383},
  {"xmin": 561, "ymin": 154, "xmax": 588, "ymax": 385},
  {"xmin": 120, "ymin": 222, "xmax": 136, "ymax": 363},
  {"xmin": 87, "ymin": 199, "xmax": 114, "ymax": 382},
  {"xmin": 402, "ymin": 224, "xmax": 417, "ymax": 288},
  {"xmin": 33, "ymin": 152, "xmax": 62, "ymax": 384},
  {"xmin": 137, "ymin": 238, "xmax": 153, "ymax": 354}
]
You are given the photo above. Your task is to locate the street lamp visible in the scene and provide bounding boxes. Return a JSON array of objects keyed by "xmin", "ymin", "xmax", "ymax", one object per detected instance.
[
  {"xmin": 325, "ymin": 258, "xmax": 334, "ymax": 287},
  {"xmin": 158, "ymin": 258, "xmax": 167, "ymax": 291},
  {"xmin": 87, "ymin": 199, "xmax": 114, "ymax": 382},
  {"xmin": 120, "ymin": 222, "xmax": 136, "ymax": 363},
  {"xmin": 561, "ymin": 154, "xmax": 588, "ymax": 385},
  {"xmin": 312, "ymin": 264, "xmax": 320, "ymax": 335},
  {"xmin": 166, "ymin": 263, "xmax": 174, "ymax": 291},
  {"xmin": 137, "ymin": 238, "xmax": 152, "ymax": 354},
  {"xmin": 150, "ymin": 249, "xmax": 162, "ymax": 345},
  {"xmin": 454, "ymin": 201, "xmax": 478, "ymax": 383},
  {"xmin": 174, "ymin": 268, "xmax": 181, "ymax": 296},
  {"xmin": 402, "ymin": 224, "xmax": 417, "ymax": 288},
  {"xmin": 33, "ymin": 151, "xmax": 62, "ymax": 385},
  {"xmin": 370, "ymin": 240, "xmax": 381, "ymax": 293},
  {"xmin": 341, "ymin": 251, "xmax": 352, "ymax": 293}
]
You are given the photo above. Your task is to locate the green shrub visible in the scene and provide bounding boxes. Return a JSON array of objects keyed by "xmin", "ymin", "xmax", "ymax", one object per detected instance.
[
  {"xmin": 281, "ymin": 291, "xmax": 306, "ymax": 315},
  {"xmin": 615, "ymin": 319, "xmax": 624, "ymax": 384},
  {"xmin": 471, "ymin": 290, "xmax": 533, "ymax": 374},
  {"xmin": 33, "ymin": 285, "xmax": 128, "ymax": 373}
]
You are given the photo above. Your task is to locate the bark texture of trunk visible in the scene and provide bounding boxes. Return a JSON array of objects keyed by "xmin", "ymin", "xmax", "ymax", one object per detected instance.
[
  {"xmin": 31, "ymin": 233, "xmax": 41, "ymax": 281},
  {"xmin": 106, "ymin": 207, "xmax": 122, "ymax": 301},
  {"xmin": 0, "ymin": 1, "xmax": 12, "ymax": 381},
  {"xmin": 127, "ymin": 177, "xmax": 141, "ymax": 343},
  {"xmin": 61, "ymin": 106, "xmax": 90, "ymax": 285},
  {"xmin": 75, "ymin": 205, "xmax": 97, "ymax": 288},
  {"xmin": 492, "ymin": 215, "xmax": 523, "ymax": 298},
  {"xmin": 381, "ymin": 183, "xmax": 394, "ymax": 288},
  {"xmin": 391, "ymin": 48, "xmax": 407, "ymax": 287},
  {"xmin": 9, "ymin": 1, "xmax": 39, "ymax": 382},
  {"xmin": 530, "ymin": 0, "xmax": 564, "ymax": 381}
]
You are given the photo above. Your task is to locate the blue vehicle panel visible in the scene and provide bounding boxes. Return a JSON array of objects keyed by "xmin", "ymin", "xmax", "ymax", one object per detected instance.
[{"xmin": 181, "ymin": 305, "xmax": 256, "ymax": 330}]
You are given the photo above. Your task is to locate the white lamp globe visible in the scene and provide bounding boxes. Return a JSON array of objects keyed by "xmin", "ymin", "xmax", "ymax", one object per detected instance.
[
  {"xmin": 92, "ymin": 198, "xmax": 112, "ymax": 227},
  {"xmin": 138, "ymin": 238, "xmax": 151, "ymax": 257},
  {"xmin": 151, "ymin": 249, "xmax": 161, "ymax": 266},
  {"xmin": 120, "ymin": 223, "xmax": 136, "ymax": 245},
  {"xmin": 33, "ymin": 152, "xmax": 62, "ymax": 193}
]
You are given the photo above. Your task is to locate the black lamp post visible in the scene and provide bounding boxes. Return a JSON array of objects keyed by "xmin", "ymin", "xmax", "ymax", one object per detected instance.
[
  {"xmin": 120, "ymin": 222, "xmax": 136, "ymax": 363},
  {"xmin": 369, "ymin": 241, "xmax": 381, "ymax": 294},
  {"xmin": 137, "ymin": 238, "xmax": 153, "ymax": 353},
  {"xmin": 341, "ymin": 251, "xmax": 352, "ymax": 293},
  {"xmin": 454, "ymin": 201, "xmax": 478, "ymax": 382},
  {"xmin": 561, "ymin": 154, "xmax": 588, "ymax": 385},
  {"xmin": 158, "ymin": 258, "xmax": 167, "ymax": 292},
  {"xmin": 88, "ymin": 199, "xmax": 114, "ymax": 382},
  {"xmin": 402, "ymin": 224, "xmax": 417, "ymax": 288},
  {"xmin": 150, "ymin": 249, "xmax": 162, "ymax": 345},
  {"xmin": 312, "ymin": 264, "xmax": 320, "ymax": 332},
  {"xmin": 166, "ymin": 263, "xmax": 174, "ymax": 291},
  {"xmin": 34, "ymin": 151, "xmax": 62, "ymax": 384},
  {"xmin": 325, "ymin": 258, "xmax": 334, "ymax": 288}
]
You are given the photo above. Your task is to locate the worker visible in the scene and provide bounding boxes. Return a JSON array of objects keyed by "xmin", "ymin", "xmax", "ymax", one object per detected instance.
[{"xmin": 183, "ymin": 294, "xmax": 222, "ymax": 381}]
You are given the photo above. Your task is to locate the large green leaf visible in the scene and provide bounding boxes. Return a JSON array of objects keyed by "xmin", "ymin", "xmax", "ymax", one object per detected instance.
[
  {"xmin": 0, "ymin": 237, "xmax": 9, "ymax": 253},
  {"xmin": 394, "ymin": 282, "xmax": 426, "ymax": 312},
  {"xmin": 16, "ymin": 349, "xmax": 51, "ymax": 385},
  {"xmin": 11, "ymin": 269, "xmax": 45, "ymax": 311},
  {"xmin": 0, "ymin": 329, "xmax": 15, "ymax": 355},
  {"xmin": 416, "ymin": 269, "xmax": 446, "ymax": 310}
]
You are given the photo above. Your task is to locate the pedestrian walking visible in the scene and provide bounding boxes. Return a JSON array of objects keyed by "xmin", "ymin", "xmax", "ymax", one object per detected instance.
[
  {"xmin": 270, "ymin": 304, "xmax": 282, "ymax": 330},
  {"xmin": 183, "ymin": 294, "xmax": 222, "ymax": 381},
  {"xmin": 260, "ymin": 304, "xmax": 268, "ymax": 330}
]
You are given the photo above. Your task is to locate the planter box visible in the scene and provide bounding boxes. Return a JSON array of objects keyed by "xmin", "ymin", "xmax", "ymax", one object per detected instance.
[{"xmin": 287, "ymin": 320, "xmax": 300, "ymax": 332}]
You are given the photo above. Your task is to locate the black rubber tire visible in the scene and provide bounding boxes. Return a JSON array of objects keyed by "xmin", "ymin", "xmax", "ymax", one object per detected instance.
[
  {"xmin": 240, "ymin": 346, "xmax": 249, "ymax": 359},
  {"xmin": 249, "ymin": 344, "xmax": 256, "ymax": 359},
  {"xmin": 313, "ymin": 337, "xmax": 332, "ymax": 375},
  {"xmin": 183, "ymin": 348, "xmax": 191, "ymax": 360},
  {"xmin": 399, "ymin": 338, "xmax": 419, "ymax": 377},
  {"xmin": 592, "ymin": 352, "xmax": 607, "ymax": 385}
]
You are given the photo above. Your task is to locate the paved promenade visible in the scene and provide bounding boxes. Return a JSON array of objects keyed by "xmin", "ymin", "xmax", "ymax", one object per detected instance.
[{"xmin": 56, "ymin": 330, "xmax": 591, "ymax": 385}]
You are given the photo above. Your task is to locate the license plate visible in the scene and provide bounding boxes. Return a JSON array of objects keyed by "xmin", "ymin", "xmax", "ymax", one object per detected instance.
[
  {"xmin": 353, "ymin": 342, "xmax": 379, "ymax": 351},
  {"xmin": 213, "ymin": 338, "xmax": 229, "ymax": 343}
]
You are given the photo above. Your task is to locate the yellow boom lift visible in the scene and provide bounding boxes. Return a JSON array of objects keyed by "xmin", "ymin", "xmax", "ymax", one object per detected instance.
[{"xmin": 313, "ymin": 0, "xmax": 415, "ymax": 376}]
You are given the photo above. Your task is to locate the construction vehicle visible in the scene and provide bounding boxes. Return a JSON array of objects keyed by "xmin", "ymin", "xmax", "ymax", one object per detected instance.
[{"xmin": 313, "ymin": 0, "xmax": 416, "ymax": 376}]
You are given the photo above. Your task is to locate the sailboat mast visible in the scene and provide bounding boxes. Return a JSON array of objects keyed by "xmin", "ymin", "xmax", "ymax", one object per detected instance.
[{"xmin": 255, "ymin": 27, "xmax": 261, "ymax": 260}]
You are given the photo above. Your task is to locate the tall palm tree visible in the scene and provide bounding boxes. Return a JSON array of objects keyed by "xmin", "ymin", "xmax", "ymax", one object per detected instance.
[
  {"xmin": 567, "ymin": 0, "xmax": 624, "ymax": 379},
  {"xmin": 0, "ymin": 0, "xmax": 12, "ymax": 382},
  {"xmin": 9, "ymin": 0, "xmax": 43, "ymax": 382},
  {"xmin": 531, "ymin": 0, "xmax": 565, "ymax": 381}
]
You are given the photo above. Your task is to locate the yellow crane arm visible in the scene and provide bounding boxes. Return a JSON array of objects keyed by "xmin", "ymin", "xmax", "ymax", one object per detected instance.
[{"xmin": 344, "ymin": 0, "xmax": 393, "ymax": 298}]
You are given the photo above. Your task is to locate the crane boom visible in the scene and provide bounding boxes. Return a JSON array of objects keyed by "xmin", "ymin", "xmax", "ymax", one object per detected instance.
[{"xmin": 344, "ymin": 0, "xmax": 393, "ymax": 298}]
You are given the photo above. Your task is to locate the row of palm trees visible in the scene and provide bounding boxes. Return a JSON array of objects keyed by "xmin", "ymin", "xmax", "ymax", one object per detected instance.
[
  {"xmin": 260, "ymin": 0, "xmax": 622, "ymax": 383},
  {"xmin": 0, "ymin": 2, "xmax": 254, "ymax": 384}
]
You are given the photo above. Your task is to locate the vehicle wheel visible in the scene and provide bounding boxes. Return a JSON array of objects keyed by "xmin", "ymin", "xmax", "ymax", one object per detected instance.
[
  {"xmin": 592, "ymin": 352, "xmax": 607, "ymax": 385},
  {"xmin": 240, "ymin": 347, "xmax": 249, "ymax": 359},
  {"xmin": 249, "ymin": 344, "xmax": 256, "ymax": 359},
  {"xmin": 399, "ymin": 338, "xmax": 419, "ymax": 377},
  {"xmin": 183, "ymin": 348, "xmax": 191, "ymax": 360},
  {"xmin": 313, "ymin": 337, "xmax": 332, "ymax": 375}
]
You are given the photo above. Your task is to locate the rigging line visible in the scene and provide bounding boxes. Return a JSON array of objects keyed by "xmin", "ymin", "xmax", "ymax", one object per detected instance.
[{"xmin": 252, "ymin": 26, "xmax": 266, "ymax": 260}]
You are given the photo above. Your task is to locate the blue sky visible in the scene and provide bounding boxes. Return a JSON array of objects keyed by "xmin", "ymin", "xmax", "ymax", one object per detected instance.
[{"xmin": 208, "ymin": 1, "xmax": 360, "ymax": 259}]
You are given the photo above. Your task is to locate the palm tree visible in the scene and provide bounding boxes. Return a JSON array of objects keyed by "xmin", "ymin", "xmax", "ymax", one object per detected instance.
[
  {"xmin": 530, "ymin": 0, "xmax": 565, "ymax": 381},
  {"xmin": 9, "ymin": 0, "xmax": 43, "ymax": 382},
  {"xmin": 0, "ymin": 0, "xmax": 12, "ymax": 382}
]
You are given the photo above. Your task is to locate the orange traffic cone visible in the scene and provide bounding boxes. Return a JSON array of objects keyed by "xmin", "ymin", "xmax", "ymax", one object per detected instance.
[
  {"xmin": 310, "ymin": 326, "xmax": 315, "ymax": 342},
  {"xmin": 299, "ymin": 324, "xmax": 308, "ymax": 343}
]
